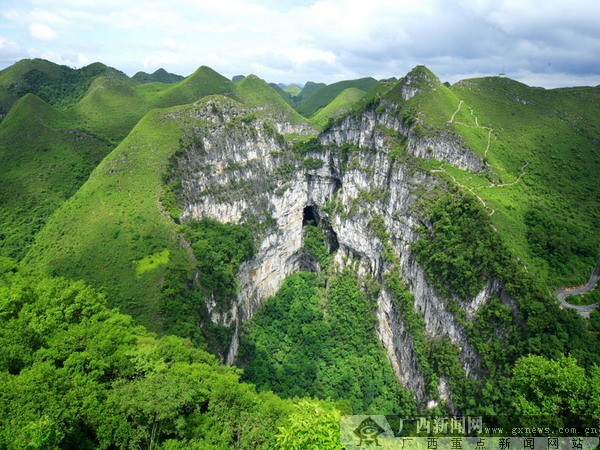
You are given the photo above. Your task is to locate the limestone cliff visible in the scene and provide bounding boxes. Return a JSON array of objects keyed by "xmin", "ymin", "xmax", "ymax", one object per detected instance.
[{"xmin": 172, "ymin": 94, "xmax": 500, "ymax": 406}]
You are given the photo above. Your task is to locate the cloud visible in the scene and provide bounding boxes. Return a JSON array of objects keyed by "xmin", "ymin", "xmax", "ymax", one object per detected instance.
[
  {"xmin": 0, "ymin": 37, "xmax": 21, "ymax": 54},
  {"xmin": 29, "ymin": 23, "xmax": 58, "ymax": 41},
  {"xmin": 0, "ymin": 36, "xmax": 23, "ymax": 65},
  {"xmin": 0, "ymin": 0, "xmax": 598, "ymax": 87},
  {"xmin": 39, "ymin": 51, "xmax": 89, "ymax": 68}
]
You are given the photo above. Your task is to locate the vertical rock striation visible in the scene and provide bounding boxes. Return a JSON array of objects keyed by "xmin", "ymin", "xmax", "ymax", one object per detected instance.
[{"xmin": 172, "ymin": 95, "xmax": 500, "ymax": 405}]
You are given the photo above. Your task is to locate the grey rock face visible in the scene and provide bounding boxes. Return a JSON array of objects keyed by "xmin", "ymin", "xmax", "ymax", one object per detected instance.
[{"xmin": 173, "ymin": 98, "xmax": 500, "ymax": 404}]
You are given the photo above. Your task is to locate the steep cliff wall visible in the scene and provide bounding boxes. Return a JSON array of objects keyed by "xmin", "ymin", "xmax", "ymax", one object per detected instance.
[{"xmin": 172, "ymin": 96, "xmax": 499, "ymax": 404}]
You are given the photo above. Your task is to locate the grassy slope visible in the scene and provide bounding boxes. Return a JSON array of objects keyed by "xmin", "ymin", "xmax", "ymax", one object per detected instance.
[
  {"xmin": 71, "ymin": 65, "xmax": 244, "ymax": 144},
  {"xmin": 70, "ymin": 66, "xmax": 234, "ymax": 143},
  {"xmin": 84, "ymin": 68, "xmax": 311, "ymax": 132},
  {"xmin": 397, "ymin": 70, "xmax": 600, "ymax": 287},
  {"xmin": 150, "ymin": 66, "xmax": 233, "ymax": 108},
  {"xmin": 0, "ymin": 59, "xmax": 115, "ymax": 114},
  {"xmin": 283, "ymin": 84, "xmax": 302, "ymax": 96},
  {"xmin": 132, "ymin": 68, "xmax": 184, "ymax": 84},
  {"xmin": 0, "ymin": 94, "xmax": 111, "ymax": 259},
  {"xmin": 295, "ymin": 81, "xmax": 326, "ymax": 106},
  {"xmin": 268, "ymin": 83, "xmax": 297, "ymax": 108},
  {"xmin": 24, "ymin": 92, "xmax": 306, "ymax": 332},
  {"xmin": 23, "ymin": 102, "xmax": 196, "ymax": 330},
  {"xmin": 297, "ymin": 77, "xmax": 377, "ymax": 117},
  {"xmin": 69, "ymin": 73, "xmax": 147, "ymax": 144},
  {"xmin": 450, "ymin": 78, "xmax": 599, "ymax": 286},
  {"xmin": 310, "ymin": 87, "xmax": 366, "ymax": 128},
  {"xmin": 234, "ymin": 75, "xmax": 309, "ymax": 124}
]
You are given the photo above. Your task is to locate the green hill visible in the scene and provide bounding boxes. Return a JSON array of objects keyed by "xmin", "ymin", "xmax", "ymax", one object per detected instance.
[
  {"xmin": 150, "ymin": 66, "xmax": 234, "ymax": 108},
  {"xmin": 70, "ymin": 65, "xmax": 234, "ymax": 143},
  {"xmin": 297, "ymin": 77, "xmax": 377, "ymax": 117},
  {"xmin": 24, "ymin": 102, "xmax": 195, "ymax": 331},
  {"xmin": 69, "ymin": 72, "xmax": 146, "ymax": 143},
  {"xmin": 0, "ymin": 59, "xmax": 116, "ymax": 115},
  {"xmin": 0, "ymin": 62, "xmax": 314, "ymax": 262},
  {"xmin": 24, "ymin": 94, "xmax": 306, "ymax": 337},
  {"xmin": 448, "ymin": 77, "xmax": 600, "ymax": 287},
  {"xmin": 132, "ymin": 68, "xmax": 184, "ymax": 84},
  {"xmin": 269, "ymin": 83, "xmax": 296, "ymax": 107},
  {"xmin": 234, "ymin": 75, "xmax": 311, "ymax": 125},
  {"xmin": 384, "ymin": 67, "xmax": 600, "ymax": 288},
  {"xmin": 310, "ymin": 87, "xmax": 366, "ymax": 128},
  {"xmin": 68, "ymin": 65, "xmax": 309, "ymax": 146},
  {"xmin": 295, "ymin": 81, "xmax": 326, "ymax": 106},
  {"xmin": 282, "ymin": 83, "xmax": 302, "ymax": 96},
  {"xmin": 0, "ymin": 94, "xmax": 111, "ymax": 259}
]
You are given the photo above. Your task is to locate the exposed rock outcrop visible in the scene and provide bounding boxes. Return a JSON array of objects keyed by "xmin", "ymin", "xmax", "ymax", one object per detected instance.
[{"xmin": 173, "ymin": 95, "xmax": 499, "ymax": 404}]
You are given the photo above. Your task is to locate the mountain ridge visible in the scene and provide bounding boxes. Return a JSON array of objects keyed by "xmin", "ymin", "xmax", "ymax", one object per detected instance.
[{"xmin": 1, "ymin": 59, "xmax": 599, "ymax": 442}]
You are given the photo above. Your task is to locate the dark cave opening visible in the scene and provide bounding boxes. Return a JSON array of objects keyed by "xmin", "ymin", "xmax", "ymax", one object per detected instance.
[
  {"xmin": 302, "ymin": 205, "xmax": 319, "ymax": 227},
  {"xmin": 302, "ymin": 204, "xmax": 339, "ymax": 254}
]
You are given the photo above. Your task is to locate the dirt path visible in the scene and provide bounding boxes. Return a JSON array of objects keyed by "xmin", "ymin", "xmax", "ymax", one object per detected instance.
[
  {"xmin": 430, "ymin": 166, "xmax": 496, "ymax": 219},
  {"xmin": 445, "ymin": 99, "xmax": 597, "ymax": 318},
  {"xmin": 555, "ymin": 260, "xmax": 600, "ymax": 318},
  {"xmin": 448, "ymin": 100, "xmax": 464, "ymax": 124},
  {"xmin": 439, "ymin": 99, "xmax": 528, "ymax": 210}
]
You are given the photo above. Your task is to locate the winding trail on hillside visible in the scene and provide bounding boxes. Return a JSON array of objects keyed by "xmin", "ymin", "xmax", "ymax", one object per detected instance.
[
  {"xmin": 446, "ymin": 99, "xmax": 598, "ymax": 317},
  {"xmin": 430, "ymin": 166, "xmax": 497, "ymax": 220},
  {"xmin": 447, "ymin": 100, "xmax": 494, "ymax": 158},
  {"xmin": 439, "ymin": 99, "xmax": 529, "ymax": 211},
  {"xmin": 448, "ymin": 100, "xmax": 464, "ymax": 124},
  {"xmin": 555, "ymin": 260, "xmax": 600, "ymax": 317}
]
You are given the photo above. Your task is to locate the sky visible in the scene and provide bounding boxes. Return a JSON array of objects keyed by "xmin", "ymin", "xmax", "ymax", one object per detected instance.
[{"xmin": 0, "ymin": 0, "xmax": 599, "ymax": 88}]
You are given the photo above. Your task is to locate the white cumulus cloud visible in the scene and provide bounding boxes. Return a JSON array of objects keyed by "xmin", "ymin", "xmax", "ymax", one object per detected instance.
[{"xmin": 29, "ymin": 23, "xmax": 58, "ymax": 41}]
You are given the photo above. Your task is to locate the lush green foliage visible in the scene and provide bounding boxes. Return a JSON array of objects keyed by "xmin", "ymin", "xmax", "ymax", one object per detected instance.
[
  {"xmin": 297, "ymin": 77, "xmax": 377, "ymax": 117},
  {"xmin": 524, "ymin": 206, "xmax": 595, "ymax": 279},
  {"xmin": 0, "ymin": 94, "xmax": 111, "ymax": 260},
  {"xmin": 276, "ymin": 399, "xmax": 343, "ymax": 449},
  {"xmin": 510, "ymin": 355, "xmax": 600, "ymax": 429},
  {"xmin": 310, "ymin": 87, "xmax": 366, "ymax": 129},
  {"xmin": 0, "ymin": 260, "xmax": 344, "ymax": 449},
  {"xmin": 411, "ymin": 186, "xmax": 600, "ymax": 416},
  {"xmin": 239, "ymin": 272, "xmax": 417, "ymax": 415},
  {"xmin": 385, "ymin": 274, "xmax": 438, "ymax": 397},
  {"xmin": 303, "ymin": 221, "xmax": 331, "ymax": 270},
  {"xmin": 413, "ymin": 192, "xmax": 505, "ymax": 298},
  {"xmin": 292, "ymin": 136, "xmax": 323, "ymax": 154},
  {"xmin": 184, "ymin": 218, "xmax": 255, "ymax": 312},
  {"xmin": 567, "ymin": 289, "xmax": 600, "ymax": 306}
]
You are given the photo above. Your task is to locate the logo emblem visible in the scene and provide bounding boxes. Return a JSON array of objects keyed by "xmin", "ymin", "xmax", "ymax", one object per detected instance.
[{"xmin": 354, "ymin": 417, "xmax": 385, "ymax": 446}]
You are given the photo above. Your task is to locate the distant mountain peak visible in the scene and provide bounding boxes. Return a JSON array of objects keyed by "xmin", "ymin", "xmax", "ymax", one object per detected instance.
[
  {"xmin": 132, "ymin": 68, "xmax": 183, "ymax": 84},
  {"xmin": 396, "ymin": 65, "xmax": 441, "ymax": 101}
]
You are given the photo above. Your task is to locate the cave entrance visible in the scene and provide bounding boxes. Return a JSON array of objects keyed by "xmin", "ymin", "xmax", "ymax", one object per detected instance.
[
  {"xmin": 302, "ymin": 204, "xmax": 339, "ymax": 254},
  {"xmin": 302, "ymin": 205, "xmax": 319, "ymax": 227}
]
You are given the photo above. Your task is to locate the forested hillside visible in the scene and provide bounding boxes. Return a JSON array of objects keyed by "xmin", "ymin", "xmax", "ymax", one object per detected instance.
[{"xmin": 0, "ymin": 58, "xmax": 598, "ymax": 448}]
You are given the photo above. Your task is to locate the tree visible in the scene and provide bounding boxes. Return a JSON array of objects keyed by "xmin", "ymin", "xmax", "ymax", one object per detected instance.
[
  {"xmin": 511, "ymin": 355, "xmax": 591, "ymax": 428},
  {"xmin": 276, "ymin": 399, "xmax": 343, "ymax": 450}
]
